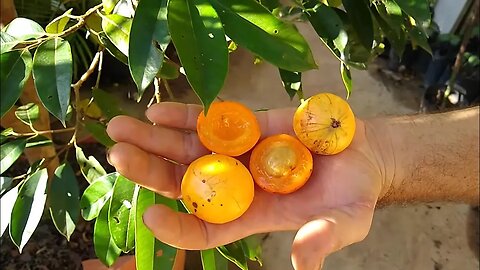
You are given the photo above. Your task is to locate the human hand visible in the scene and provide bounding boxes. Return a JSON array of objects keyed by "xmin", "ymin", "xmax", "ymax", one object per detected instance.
[{"xmin": 106, "ymin": 102, "xmax": 391, "ymax": 270}]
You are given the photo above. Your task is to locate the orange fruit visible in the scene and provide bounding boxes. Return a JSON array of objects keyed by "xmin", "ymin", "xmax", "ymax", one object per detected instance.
[
  {"xmin": 249, "ymin": 134, "xmax": 313, "ymax": 194},
  {"xmin": 181, "ymin": 154, "xmax": 254, "ymax": 224},
  {"xmin": 293, "ymin": 93, "xmax": 355, "ymax": 155},
  {"xmin": 197, "ymin": 101, "xmax": 261, "ymax": 156}
]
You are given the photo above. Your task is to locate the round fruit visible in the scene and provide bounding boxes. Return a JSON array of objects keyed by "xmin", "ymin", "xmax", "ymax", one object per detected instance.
[
  {"xmin": 181, "ymin": 154, "xmax": 254, "ymax": 224},
  {"xmin": 249, "ymin": 134, "xmax": 313, "ymax": 194},
  {"xmin": 197, "ymin": 101, "xmax": 261, "ymax": 156},
  {"xmin": 293, "ymin": 93, "xmax": 356, "ymax": 155}
]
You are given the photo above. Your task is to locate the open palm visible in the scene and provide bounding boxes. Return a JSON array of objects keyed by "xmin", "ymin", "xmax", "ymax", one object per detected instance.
[{"xmin": 106, "ymin": 102, "xmax": 388, "ymax": 270}]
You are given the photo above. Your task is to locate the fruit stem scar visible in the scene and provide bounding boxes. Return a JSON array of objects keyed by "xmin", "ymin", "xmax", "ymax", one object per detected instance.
[{"xmin": 330, "ymin": 118, "xmax": 341, "ymax": 128}]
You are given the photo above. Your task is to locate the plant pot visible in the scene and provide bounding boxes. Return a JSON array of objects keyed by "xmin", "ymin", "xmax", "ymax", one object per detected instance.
[{"xmin": 82, "ymin": 249, "xmax": 186, "ymax": 270}]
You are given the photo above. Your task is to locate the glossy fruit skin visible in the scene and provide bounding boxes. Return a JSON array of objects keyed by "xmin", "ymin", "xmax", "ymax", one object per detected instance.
[
  {"xmin": 249, "ymin": 134, "xmax": 313, "ymax": 194},
  {"xmin": 197, "ymin": 101, "xmax": 261, "ymax": 156},
  {"xmin": 181, "ymin": 154, "xmax": 254, "ymax": 224},
  {"xmin": 293, "ymin": 93, "xmax": 356, "ymax": 155}
]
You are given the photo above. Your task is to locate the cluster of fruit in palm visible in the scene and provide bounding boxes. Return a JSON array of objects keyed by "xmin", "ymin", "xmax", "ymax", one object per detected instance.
[{"xmin": 181, "ymin": 93, "xmax": 356, "ymax": 224}]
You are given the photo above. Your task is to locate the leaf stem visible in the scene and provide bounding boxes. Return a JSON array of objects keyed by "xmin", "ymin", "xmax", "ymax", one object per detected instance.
[
  {"xmin": 12, "ymin": 127, "xmax": 76, "ymax": 137},
  {"xmin": 95, "ymin": 50, "xmax": 104, "ymax": 89},
  {"xmin": 154, "ymin": 77, "xmax": 162, "ymax": 103},
  {"xmin": 163, "ymin": 79, "xmax": 175, "ymax": 101}
]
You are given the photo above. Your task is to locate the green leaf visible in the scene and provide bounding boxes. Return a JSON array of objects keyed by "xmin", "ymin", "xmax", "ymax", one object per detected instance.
[
  {"xmin": 0, "ymin": 139, "xmax": 27, "ymax": 175},
  {"xmin": 1, "ymin": 31, "xmax": 18, "ymax": 52},
  {"xmin": 209, "ymin": 0, "xmax": 316, "ymax": 72},
  {"xmin": 158, "ymin": 60, "xmax": 180, "ymax": 80},
  {"xmin": 103, "ymin": 0, "xmax": 120, "ymax": 14},
  {"xmin": 372, "ymin": 6, "xmax": 406, "ymax": 56},
  {"xmin": 84, "ymin": 121, "xmax": 115, "ymax": 147},
  {"xmin": 0, "ymin": 184, "xmax": 18, "ymax": 236},
  {"xmin": 101, "ymin": 14, "xmax": 132, "ymax": 57},
  {"xmin": 407, "ymin": 25, "xmax": 432, "ymax": 54},
  {"xmin": 26, "ymin": 158, "xmax": 46, "ymax": 175},
  {"xmin": 4, "ymin": 18, "xmax": 46, "ymax": 40},
  {"xmin": 92, "ymin": 88, "xmax": 124, "ymax": 120},
  {"xmin": 94, "ymin": 198, "xmax": 122, "ymax": 267},
  {"xmin": 14, "ymin": 103, "xmax": 40, "ymax": 125},
  {"xmin": 168, "ymin": 0, "xmax": 228, "ymax": 111},
  {"xmin": 33, "ymin": 37, "xmax": 73, "ymax": 125},
  {"xmin": 46, "ymin": 8, "xmax": 73, "ymax": 34},
  {"xmin": 305, "ymin": 3, "xmax": 342, "ymax": 40},
  {"xmin": 135, "ymin": 188, "xmax": 178, "ymax": 270},
  {"xmin": 342, "ymin": 0, "xmax": 373, "ymax": 49},
  {"xmin": 241, "ymin": 236, "xmax": 263, "ymax": 266},
  {"xmin": 394, "ymin": 0, "xmax": 431, "ymax": 24},
  {"xmin": 9, "ymin": 168, "xmax": 48, "ymax": 252},
  {"xmin": 26, "ymin": 135, "xmax": 53, "ymax": 148},
  {"xmin": 75, "ymin": 146, "xmax": 107, "ymax": 184},
  {"xmin": 201, "ymin": 249, "xmax": 228, "ymax": 270},
  {"xmin": 0, "ymin": 50, "xmax": 33, "ymax": 118},
  {"xmin": 129, "ymin": 0, "xmax": 168, "ymax": 95},
  {"xmin": 279, "ymin": 69, "xmax": 303, "ymax": 100},
  {"xmin": 109, "ymin": 175, "xmax": 139, "ymax": 252},
  {"xmin": 217, "ymin": 241, "xmax": 249, "ymax": 270},
  {"xmin": 340, "ymin": 63, "xmax": 352, "ymax": 99},
  {"xmin": 0, "ymin": 177, "xmax": 13, "ymax": 196},
  {"xmin": 375, "ymin": 0, "xmax": 403, "ymax": 36},
  {"xmin": 80, "ymin": 172, "xmax": 117, "ymax": 221},
  {"xmin": 49, "ymin": 163, "xmax": 80, "ymax": 240}
]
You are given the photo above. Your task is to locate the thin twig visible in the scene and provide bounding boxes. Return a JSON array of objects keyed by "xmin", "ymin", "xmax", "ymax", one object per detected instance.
[
  {"xmin": 13, "ymin": 127, "xmax": 76, "ymax": 137},
  {"xmin": 163, "ymin": 79, "xmax": 175, "ymax": 101},
  {"xmin": 154, "ymin": 77, "xmax": 162, "ymax": 103},
  {"xmin": 95, "ymin": 50, "xmax": 104, "ymax": 88}
]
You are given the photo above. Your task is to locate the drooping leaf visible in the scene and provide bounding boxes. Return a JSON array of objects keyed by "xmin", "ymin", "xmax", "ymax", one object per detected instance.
[
  {"xmin": 375, "ymin": 0, "xmax": 404, "ymax": 36},
  {"xmin": 342, "ymin": 0, "xmax": 373, "ymax": 50},
  {"xmin": 14, "ymin": 103, "xmax": 39, "ymax": 126},
  {"xmin": 304, "ymin": 3, "xmax": 342, "ymax": 41},
  {"xmin": 168, "ymin": 0, "xmax": 228, "ymax": 111},
  {"xmin": 84, "ymin": 121, "xmax": 115, "ymax": 147},
  {"xmin": 0, "ymin": 184, "xmax": 18, "ymax": 236},
  {"xmin": 217, "ymin": 241, "xmax": 249, "ymax": 270},
  {"xmin": 1, "ymin": 31, "xmax": 18, "ymax": 52},
  {"xmin": 341, "ymin": 63, "xmax": 352, "ymax": 99},
  {"xmin": 394, "ymin": 0, "xmax": 431, "ymax": 24},
  {"xmin": 372, "ymin": 6, "xmax": 406, "ymax": 56},
  {"xmin": 103, "ymin": 0, "xmax": 121, "ymax": 14},
  {"xmin": 49, "ymin": 163, "xmax": 80, "ymax": 240},
  {"xmin": 4, "ymin": 18, "xmax": 46, "ymax": 40},
  {"xmin": 94, "ymin": 198, "xmax": 122, "ymax": 267},
  {"xmin": 75, "ymin": 146, "xmax": 107, "ymax": 184},
  {"xmin": 0, "ymin": 139, "xmax": 27, "ymax": 175},
  {"xmin": 0, "ymin": 177, "xmax": 13, "ymax": 196},
  {"xmin": 109, "ymin": 175, "xmax": 139, "ymax": 252},
  {"xmin": 201, "ymin": 249, "xmax": 228, "ymax": 270},
  {"xmin": 25, "ymin": 135, "xmax": 53, "ymax": 148},
  {"xmin": 101, "ymin": 14, "xmax": 132, "ymax": 57},
  {"xmin": 9, "ymin": 169, "xmax": 48, "ymax": 252},
  {"xmin": 26, "ymin": 158, "xmax": 46, "ymax": 175},
  {"xmin": 407, "ymin": 24, "xmax": 432, "ymax": 54},
  {"xmin": 209, "ymin": 0, "xmax": 316, "ymax": 72},
  {"xmin": 135, "ymin": 188, "xmax": 178, "ymax": 270},
  {"xmin": 241, "ymin": 236, "xmax": 263, "ymax": 266},
  {"xmin": 129, "ymin": 0, "xmax": 168, "ymax": 95},
  {"xmin": 0, "ymin": 50, "xmax": 33, "ymax": 117},
  {"xmin": 92, "ymin": 88, "xmax": 124, "ymax": 120},
  {"xmin": 279, "ymin": 69, "xmax": 303, "ymax": 100},
  {"xmin": 33, "ymin": 37, "xmax": 73, "ymax": 125},
  {"xmin": 157, "ymin": 60, "xmax": 180, "ymax": 80},
  {"xmin": 80, "ymin": 172, "xmax": 117, "ymax": 221},
  {"xmin": 77, "ymin": 98, "xmax": 102, "ymax": 119},
  {"xmin": 46, "ymin": 8, "xmax": 73, "ymax": 34}
]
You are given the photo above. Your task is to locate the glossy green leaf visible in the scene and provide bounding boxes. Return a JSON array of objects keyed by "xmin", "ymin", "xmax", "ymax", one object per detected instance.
[
  {"xmin": 25, "ymin": 135, "xmax": 53, "ymax": 148},
  {"xmin": 0, "ymin": 139, "xmax": 27, "ymax": 175},
  {"xmin": 26, "ymin": 158, "xmax": 46, "ymax": 175},
  {"xmin": 103, "ymin": 0, "xmax": 120, "ymax": 14},
  {"xmin": 376, "ymin": 0, "xmax": 403, "ymax": 35},
  {"xmin": 158, "ymin": 60, "xmax": 180, "ymax": 80},
  {"xmin": 1, "ymin": 50, "xmax": 33, "ymax": 117},
  {"xmin": 10, "ymin": 168, "xmax": 48, "ymax": 252},
  {"xmin": 168, "ymin": 0, "xmax": 228, "ymax": 111},
  {"xmin": 75, "ymin": 146, "xmax": 107, "ymax": 184},
  {"xmin": 0, "ymin": 184, "xmax": 18, "ymax": 236},
  {"xmin": 84, "ymin": 121, "xmax": 115, "ymax": 147},
  {"xmin": 49, "ymin": 163, "xmax": 80, "ymax": 240},
  {"xmin": 210, "ymin": 0, "xmax": 316, "ymax": 72},
  {"xmin": 129, "ymin": 0, "xmax": 169, "ymax": 95},
  {"xmin": 0, "ymin": 177, "xmax": 13, "ymax": 196},
  {"xmin": 201, "ymin": 249, "xmax": 228, "ymax": 270},
  {"xmin": 14, "ymin": 103, "xmax": 39, "ymax": 125},
  {"xmin": 341, "ymin": 63, "xmax": 352, "ymax": 98},
  {"xmin": 46, "ymin": 8, "xmax": 73, "ymax": 34},
  {"xmin": 407, "ymin": 25, "xmax": 432, "ymax": 54},
  {"xmin": 241, "ymin": 236, "xmax": 263, "ymax": 266},
  {"xmin": 94, "ymin": 198, "xmax": 122, "ymax": 267},
  {"xmin": 394, "ymin": 0, "xmax": 431, "ymax": 24},
  {"xmin": 342, "ymin": 0, "xmax": 373, "ymax": 49},
  {"xmin": 92, "ymin": 88, "xmax": 123, "ymax": 120},
  {"xmin": 217, "ymin": 241, "xmax": 248, "ymax": 270},
  {"xmin": 279, "ymin": 69, "xmax": 303, "ymax": 100},
  {"xmin": 80, "ymin": 172, "xmax": 117, "ymax": 221},
  {"xmin": 109, "ymin": 175, "xmax": 138, "ymax": 252},
  {"xmin": 33, "ymin": 37, "xmax": 72, "ymax": 125},
  {"xmin": 304, "ymin": 3, "xmax": 342, "ymax": 41},
  {"xmin": 1, "ymin": 31, "xmax": 18, "ymax": 52},
  {"xmin": 101, "ymin": 14, "xmax": 132, "ymax": 57},
  {"xmin": 4, "ymin": 18, "xmax": 45, "ymax": 40},
  {"xmin": 372, "ymin": 7, "xmax": 406, "ymax": 56},
  {"xmin": 135, "ymin": 188, "xmax": 178, "ymax": 270}
]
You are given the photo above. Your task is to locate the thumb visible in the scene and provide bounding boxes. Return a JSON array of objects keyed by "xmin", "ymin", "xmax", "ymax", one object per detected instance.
[{"xmin": 291, "ymin": 203, "xmax": 374, "ymax": 270}]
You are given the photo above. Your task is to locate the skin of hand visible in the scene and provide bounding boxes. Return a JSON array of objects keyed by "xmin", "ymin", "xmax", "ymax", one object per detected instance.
[{"xmin": 106, "ymin": 102, "xmax": 393, "ymax": 270}]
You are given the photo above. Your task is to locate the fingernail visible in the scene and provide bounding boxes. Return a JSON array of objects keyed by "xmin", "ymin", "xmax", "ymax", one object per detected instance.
[{"xmin": 106, "ymin": 148, "xmax": 112, "ymax": 165}]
